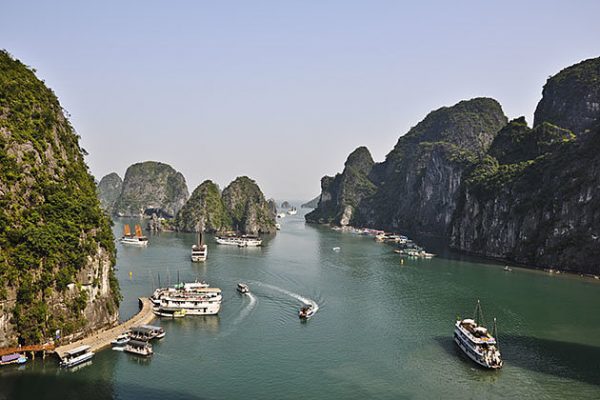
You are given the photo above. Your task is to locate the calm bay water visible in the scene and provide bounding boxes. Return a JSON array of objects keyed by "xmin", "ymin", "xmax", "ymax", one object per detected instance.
[{"xmin": 1, "ymin": 209, "xmax": 600, "ymax": 399}]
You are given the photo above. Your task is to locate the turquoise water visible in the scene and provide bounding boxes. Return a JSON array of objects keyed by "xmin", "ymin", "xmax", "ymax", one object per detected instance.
[{"xmin": 1, "ymin": 209, "xmax": 600, "ymax": 399}]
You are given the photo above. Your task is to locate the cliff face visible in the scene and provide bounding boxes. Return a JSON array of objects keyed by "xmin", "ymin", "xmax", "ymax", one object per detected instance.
[
  {"xmin": 307, "ymin": 57, "xmax": 600, "ymax": 273},
  {"xmin": 115, "ymin": 161, "xmax": 189, "ymax": 218},
  {"xmin": 451, "ymin": 57, "xmax": 600, "ymax": 274},
  {"xmin": 301, "ymin": 195, "xmax": 320, "ymax": 209},
  {"xmin": 97, "ymin": 172, "xmax": 122, "ymax": 214},
  {"xmin": 0, "ymin": 51, "xmax": 119, "ymax": 346},
  {"xmin": 306, "ymin": 146, "xmax": 376, "ymax": 225},
  {"xmin": 174, "ymin": 180, "xmax": 231, "ymax": 232},
  {"xmin": 534, "ymin": 57, "xmax": 600, "ymax": 135},
  {"xmin": 307, "ymin": 99, "xmax": 507, "ymax": 234},
  {"xmin": 221, "ymin": 176, "xmax": 277, "ymax": 234}
]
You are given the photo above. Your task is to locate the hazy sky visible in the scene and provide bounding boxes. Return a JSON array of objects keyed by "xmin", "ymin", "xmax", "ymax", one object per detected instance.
[{"xmin": 2, "ymin": 1, "xmax": 599, "ymax": 200}]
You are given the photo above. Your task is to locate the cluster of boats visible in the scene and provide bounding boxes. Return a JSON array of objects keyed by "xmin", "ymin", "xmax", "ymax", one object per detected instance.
[
  {"xmin": 110, "ymin": 325, "xmax": 165, "ymax": 357},
  {"xmin": 277, "ymin": 207, "xmax": 298, "ymax": 219},
  {"xmin": 151, "ymin": 281, "xmax": 222, "ymax": 318}
]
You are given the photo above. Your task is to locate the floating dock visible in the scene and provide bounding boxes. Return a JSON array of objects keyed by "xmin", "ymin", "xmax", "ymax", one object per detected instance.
[{"xmin": 55, "ymin": 297, "xmax": 155, "ymax": 360}]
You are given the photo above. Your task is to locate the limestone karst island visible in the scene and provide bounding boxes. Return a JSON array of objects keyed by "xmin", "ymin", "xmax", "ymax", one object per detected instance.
[{"xmin": 1, "ymin": 2, "xmax": 600, "ymax": 399}]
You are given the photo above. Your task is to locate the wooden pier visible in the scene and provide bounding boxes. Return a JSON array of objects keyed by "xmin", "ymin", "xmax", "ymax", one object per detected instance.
[
  {"xmin": 0, "ymin": 343, "xmax": 55, "ymax": 359},
  {"xmin": 54, "ymin": 297, "xmax": 155, "ymax": 359}
]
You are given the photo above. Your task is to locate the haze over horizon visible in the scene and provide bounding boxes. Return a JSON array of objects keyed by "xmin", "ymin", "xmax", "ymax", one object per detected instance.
[{"xmin": 2, "ymin": 0, "xmax": 599, "ymax": 200}]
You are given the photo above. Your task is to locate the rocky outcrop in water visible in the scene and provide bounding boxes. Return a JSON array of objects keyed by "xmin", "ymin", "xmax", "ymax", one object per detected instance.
[
  {"xmin": 0, "ymin": 51, "xmax": 119, "ymax": 346},
  {"xmin": 307, "ymin": 57, "xmax": 600, "ymax": 274},
  {"xmin": 306, "ymin": 146, "xmax": 377, "ymax": 225},
  {"xmin": 222, "ymin": 176, "xmax": 277, "ymax": 234},
  {"xmin": 114, "ymin": 161, "xmax": 189, "ymax": 218},
  {"xmin": 174, "ymin": 180, "xmax": 231, "ymax": 232},
  {"xmin": 97, "ymin": 172, "xmax": 122, "ymax": 214},
  {"xmin": 451, "ymin": 58, "xmax": 600, "ymax": 274},
  {"xmin": 307, "ymin": 98, "xmax": 507, "ymax": 234},
  {"xmin": 281, "ymin": 201, "xmax": 291, "ymax": 209}
]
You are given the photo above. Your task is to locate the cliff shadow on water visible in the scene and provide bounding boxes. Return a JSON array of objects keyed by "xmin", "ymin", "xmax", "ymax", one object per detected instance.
[{"xmin": 435, "ymin": 335, "xmax": 600, "ymax": 386}]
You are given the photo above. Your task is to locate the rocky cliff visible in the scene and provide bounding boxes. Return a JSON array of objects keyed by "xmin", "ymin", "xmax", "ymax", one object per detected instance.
[
  {"xmin": 307, "ymin": 57, "xmax": 600, "ymax": 274},
  {"xmin": 114, "ymin": 161, "xmax": 189, "ymax": 218},
  {"xmin": 0, "ymin": 50, "xmax": 119, "ymax": 346},
  {"xmin": 221, "ymin": 177, "xmax": 277, "ymax": 234},
  {"xmin": 97, "ymin": 172, "xmax": 122, "ymax": 214},
  {"xmin": 301, "ymin": 195, "xmax": 320, "ymax": 209},
  {"xmin": 451, "ymin": 58, "xmax": 600, "ymax": 274},
  {"xmin": 533, "ymin": 57, "xmax": 600, "ymax": 135},
  {"xmin": 307, "ymin": 98, "xmax": 507, "ymax": 234},
  {"xmin": 174, "ymin": 180, "xmax": 231, "ymax": 232},
  {"xmin": 306, "ymin": 146, "xmax": 377, "ymax": 225}
]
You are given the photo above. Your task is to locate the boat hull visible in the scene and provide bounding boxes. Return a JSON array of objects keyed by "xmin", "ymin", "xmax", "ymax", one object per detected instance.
[{"xmin": 453, "ymin": 332, "xmax": 502, "ymax": 369}]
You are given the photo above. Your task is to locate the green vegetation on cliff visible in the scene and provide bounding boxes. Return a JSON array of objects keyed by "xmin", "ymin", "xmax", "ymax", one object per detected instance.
[
  {"xmin": 115, "ymin": 161, "xmax": 189, "ymax": 218},
  {"xmin": 221, "ymin": 177, "xmax": 277, "ymax": 234},
  {"xmin": 0, "ymin": 50, "xmax": 119, "ymax": 344},
  {"xmin": 174, "ymin": 180, "xmax": 231, "ymax": 232}
]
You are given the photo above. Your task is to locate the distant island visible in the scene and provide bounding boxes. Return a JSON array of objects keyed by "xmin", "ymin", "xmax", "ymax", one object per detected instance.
[
  {"xmin": 98, "ymin": 165, "xmax": 277, "ymax": 235},
  {"xmin": 307, "ymin": 56, "xmax": 600, "ymax": 276}
]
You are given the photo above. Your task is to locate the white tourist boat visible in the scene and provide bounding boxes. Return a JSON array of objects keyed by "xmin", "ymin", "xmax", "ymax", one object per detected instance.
[
  {"xmin": 124, "ymin": 340, "xmax": 153, "ymax": 357},
  {"xmin": 237, "ymin": 283, "xmax": 249, "ymax": 294},
  {"xmin": 191, "ymin": 233, "xmax": 208, "ymax": 262},
  {"xmin": 287, "ymin": 207, "xmax": 297, "ymax": 215},
  {"xmin": 120, "ymin": 224, "xmax": 148, "ymax": 246},
  {"xmin": 150, "ymin": 280, "xmax": 211, "ymax": 306},
  {"xmin": 216, "ymin": 235, "xmax": 262, "ymax": 247},
  {"xmin": 277, "ymin": 212, "xmax": 286, "ymax": 219},
  {"xmin": 59, "ymin": 345, "xmax": 94, "ymax": 368},
  {"xmin": 454, "ymin": 300, "xmax": 503, "ymax": 369},
  {"xmin": 154, "ymin": 292, "xmax": 222, "ymax": 315}
]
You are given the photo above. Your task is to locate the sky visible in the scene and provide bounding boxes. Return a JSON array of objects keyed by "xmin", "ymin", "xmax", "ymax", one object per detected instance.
[{"xmin": 1, "ymin": 1, "xmax": 599, "ymax": 200}]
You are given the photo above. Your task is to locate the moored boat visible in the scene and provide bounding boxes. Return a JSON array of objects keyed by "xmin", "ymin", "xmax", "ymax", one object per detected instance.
[
  {"xmin": 111, "ymin": 333, "xmax": 130, "ymax": 349},
  {"xmin": 0, "ymin": 353, "xmax": 27, "ymax": 366},
  {"xmin": 124, "ymin": 340, "xmax": 153, "ymax": 357},
  {"xmin": 454, "ymin": 300, "xmax": 503, "ymax": 369},
  {"xmin": 128, "ymin": 325, "xmax": 165, "ymax": 341},
  {"xmin": 59, "ymin": 345, "xmax": 94, "ymax": 368},
  {"xmin": 287, "ymin": 207, "xmax": 297, "ymax": 215}
]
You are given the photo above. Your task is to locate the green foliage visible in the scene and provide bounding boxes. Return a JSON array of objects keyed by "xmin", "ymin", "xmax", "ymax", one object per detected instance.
[{"xmin": 0, "ymin": 50, "xmax": 119, "ymax": 344}]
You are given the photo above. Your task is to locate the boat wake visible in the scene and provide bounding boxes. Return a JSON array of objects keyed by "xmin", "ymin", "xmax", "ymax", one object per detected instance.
[
  {"xmin": 250, "ymin": 282, "xmax": 319, "ymax": 314},
  {"xmin": 232, "ymin": 292, "xmax": 257, "ymax": 326}
]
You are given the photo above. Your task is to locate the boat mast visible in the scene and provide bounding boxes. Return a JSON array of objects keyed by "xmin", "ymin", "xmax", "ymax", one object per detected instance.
[
  {"xmin": 473, "ymin": 299, "xmax": 485, "ymax": 326},
  {"xmin": 493, "ymin": 317, "xmax": 499, "ymax": 349}
]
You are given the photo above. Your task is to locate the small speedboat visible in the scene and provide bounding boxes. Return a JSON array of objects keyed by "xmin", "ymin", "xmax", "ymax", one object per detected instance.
[
  {"xmin": 111, "ymin": 333, "xmax": 130, "ymax": 348},
  {"xmin": 504, "ymin": 266, "xmax": 513, "ymax": 272},
  {"xmin": 299, "ymin": 305, "xmax": 316, "ymax": 320},
  {"xmin": 237, "ymin": 283, "xmax": 249, "ymax": 294}
]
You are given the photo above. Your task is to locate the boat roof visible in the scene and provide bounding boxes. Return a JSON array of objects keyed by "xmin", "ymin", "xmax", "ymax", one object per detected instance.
[
  {"xmin": 65, "ymin": 345, "xmax": 91, "ymax": 355},
  {"xmin": 128, "ymin": 340, "xmax": 150, "ymax": 347},
  {"xmin": 140, "ymin": 324, "xmax": 163, "ymax": 331},
  {"xmin": 1, "ymin": 353, "xmax": 22, "ymax": 362},
  {"xmin": 130, "ymin": 326, "xmax": 154, "ymax": 334}
]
